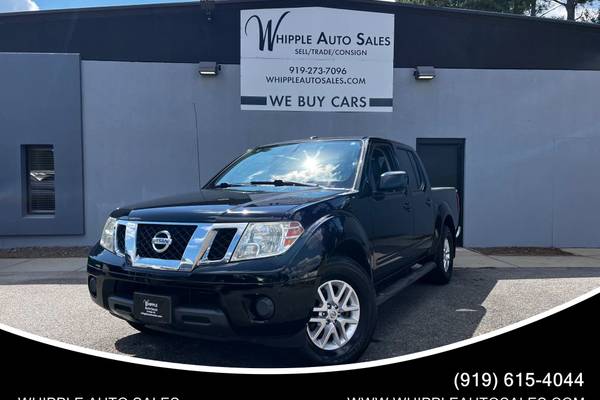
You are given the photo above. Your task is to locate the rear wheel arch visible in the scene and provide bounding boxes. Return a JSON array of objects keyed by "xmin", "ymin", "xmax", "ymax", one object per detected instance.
[
  {"xmin": 443, "ymin": 215, "xmax": 455, "ymax": 236},
  {"xmin": 424, "ymin": 223, "xmax": 455, "ymax": 284},
  {"xmin": 442, "ymin": 216, "xmax": 456, "ymax": 256},
  {"xmin": 433, "ymin": 203, "xmax": 456, "ymax": 238},
  {"xmin": 428, "ymin": 208, "xmax": 456, "ymax": 260}
]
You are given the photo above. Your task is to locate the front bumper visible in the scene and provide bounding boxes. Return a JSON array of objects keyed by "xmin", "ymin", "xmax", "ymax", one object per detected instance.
[{"xmin": 87, "ymin": 246, "xmax": 317, "ymax": 345}]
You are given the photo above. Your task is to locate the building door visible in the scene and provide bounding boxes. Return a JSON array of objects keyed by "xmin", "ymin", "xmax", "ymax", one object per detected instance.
[{"xmin": 416, "ymin": 138, "xmax": 465, "ymax": 246}]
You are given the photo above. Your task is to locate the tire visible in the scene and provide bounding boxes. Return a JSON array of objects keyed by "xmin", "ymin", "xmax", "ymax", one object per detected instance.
[
  {"xmin": 301, "ymin": 257, "xmax": 377, "ymax": 365},
  {"xmin": 425, "ymin": 224, "xmax": 455, "ymax": 284}
]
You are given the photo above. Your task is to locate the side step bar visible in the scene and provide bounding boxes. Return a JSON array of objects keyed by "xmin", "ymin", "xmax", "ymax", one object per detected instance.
[{"xmin": 375, "ymin": 261, "xmax": 437, "ymax": 306}]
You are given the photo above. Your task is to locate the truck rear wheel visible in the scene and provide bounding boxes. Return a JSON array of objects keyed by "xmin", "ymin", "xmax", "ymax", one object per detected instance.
[
  {"xmin": 425, "ymin": 225, "xmax": 455, "ymax": 284},
  {"xmin": 302, "ymin": 257, "xmax": 377, "ymax": 365}
]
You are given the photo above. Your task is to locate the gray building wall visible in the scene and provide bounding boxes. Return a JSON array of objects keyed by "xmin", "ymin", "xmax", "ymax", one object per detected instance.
[
  {"xmin": 1, "ymin": 59, "xmax": 599, "ymax": 248},
  {"xmin": 0, "ymin": 53, "xmax": 84, "ymax": 237}
]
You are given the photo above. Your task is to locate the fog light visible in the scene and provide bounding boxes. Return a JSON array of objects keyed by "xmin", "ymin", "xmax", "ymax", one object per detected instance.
[
  {"xmin": 254, "ymin": 296, "xmax": 275, "ymax": 320},
  {"xmin": 88, "ymin": 276, "xmax": 97, "ymax": 297}
]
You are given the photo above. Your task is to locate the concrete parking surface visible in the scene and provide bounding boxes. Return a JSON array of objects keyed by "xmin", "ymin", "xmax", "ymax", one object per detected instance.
[{"xmin": 0, "ymin": 248, "xmax": 599, "ymax": 367}]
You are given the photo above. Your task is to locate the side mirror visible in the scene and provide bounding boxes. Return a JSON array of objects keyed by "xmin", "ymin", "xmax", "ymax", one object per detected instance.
[{"xmin": 379, "ymin": 171, "xmax": 409, "ymax": 192}]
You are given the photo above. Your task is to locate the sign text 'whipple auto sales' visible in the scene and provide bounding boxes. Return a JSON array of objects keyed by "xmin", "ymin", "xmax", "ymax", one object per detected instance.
[{"xmin": 240, "ymin": 7, "xmax": 395, "ymax": 112}]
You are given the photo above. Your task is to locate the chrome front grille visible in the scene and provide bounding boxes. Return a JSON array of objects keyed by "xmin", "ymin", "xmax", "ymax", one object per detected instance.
[
  {"xmin": 116, "ymin": 224, "xmax": 126, "ymax": 255},
  {"xmin": 136, "ymin": 223, "xmax": 196, "ymax": 260},
  {"xmin": 206, "ymin": 228, "xmax": 238, "ymax": 261},
  {"xmin": 116, "ymin": 221, "xmax": 247, "ymax": 271}
]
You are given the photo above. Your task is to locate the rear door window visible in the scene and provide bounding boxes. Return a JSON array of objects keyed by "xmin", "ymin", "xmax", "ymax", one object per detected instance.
[{"xmin": 408, "ymin": 152, "xmax": 426, "ymax": 191}]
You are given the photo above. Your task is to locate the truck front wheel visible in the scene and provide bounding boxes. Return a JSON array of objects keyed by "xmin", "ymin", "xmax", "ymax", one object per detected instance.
[{"xmin": 301, "ymin": 257, "xmax": 377, "ymax": 365}]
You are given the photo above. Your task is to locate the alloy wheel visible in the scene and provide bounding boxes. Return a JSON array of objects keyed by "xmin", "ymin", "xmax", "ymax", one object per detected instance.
[
  {"xmin": 306, "ymin": 279, "xmax": 360, "ymax": 351},
  {"xmin": 443, "ymin": 238, "xmax": 451, "ymax": 272}
]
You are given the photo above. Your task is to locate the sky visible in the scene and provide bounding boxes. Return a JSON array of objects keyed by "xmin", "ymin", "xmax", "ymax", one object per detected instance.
[
  {"xmin": 0, "ymin": 0, "xmax": 598, "ymax": 21},
  {"xmin": 0, "ymin": 0, "xmax": 194, "ymax": 13}
]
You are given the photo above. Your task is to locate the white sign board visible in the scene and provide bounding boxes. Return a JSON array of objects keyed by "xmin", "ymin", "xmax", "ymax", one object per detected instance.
[{"xmin": 240, "ymin": 7, "xmax": 395, "ymax": 112}]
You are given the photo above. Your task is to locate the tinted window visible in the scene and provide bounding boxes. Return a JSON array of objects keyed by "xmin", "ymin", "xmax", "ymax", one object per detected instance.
[
  {"xmin": 369, "ymin": 145, "xmax": 396, "ymax": 189},
  {"xmin": 213, "ymin": 140, "xmax": 363, "ymax": 189},
  {"xmin": 395, "ymin": 148, "xmax": 418, "ymax": 191},
  {"xmin": 408, "ymin": 152, "xmax": 425, "ymax": 190}
]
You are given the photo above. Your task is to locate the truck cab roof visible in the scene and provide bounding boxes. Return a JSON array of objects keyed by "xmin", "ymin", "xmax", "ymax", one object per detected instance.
[{"xmin": 254, "ymin": 136, "xmax": 415, "ymax": 151}]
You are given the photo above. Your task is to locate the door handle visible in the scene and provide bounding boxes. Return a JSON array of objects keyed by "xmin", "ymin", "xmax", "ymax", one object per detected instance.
[
  {"xmin": 402, "ymin": 201, "xmax": 412, "ymax": 211},
  {"xmin": 425, "ymin": 198, "xmax": 432, "ymax": 207},
  {"xmin": 373, "ymin": 192, "xmax": 385, "ymax": 201}
]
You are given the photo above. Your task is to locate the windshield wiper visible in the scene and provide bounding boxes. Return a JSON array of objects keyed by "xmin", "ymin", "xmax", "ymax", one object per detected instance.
[
  {"xmin": 213, "ymin": 182, "xmax": 247, "ymax": 188},
  {"xmin": 250, "ymin": 180, "xmax": 318, "ymax": 187}
]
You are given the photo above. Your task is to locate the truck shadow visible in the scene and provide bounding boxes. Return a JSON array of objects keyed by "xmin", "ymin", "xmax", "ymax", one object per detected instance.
[{"xmin": 113, "ymin": 266, "xmax": 600, "ymax": 368}]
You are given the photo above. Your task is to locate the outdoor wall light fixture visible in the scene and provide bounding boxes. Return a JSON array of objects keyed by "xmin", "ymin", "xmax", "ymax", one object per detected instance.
[
  {"xmin": 414, "ymin": 66, "xmax": 436, "ymax": 81},
  {"xmin": 200, "ymin": 0, "xmax": 215, "ymax": 21},
  {"xmin": 198, "ymin": 61, "xmax": 221, "ymax": 76}
]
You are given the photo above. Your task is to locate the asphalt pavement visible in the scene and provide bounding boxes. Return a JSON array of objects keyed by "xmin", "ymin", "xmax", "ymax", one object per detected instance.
[{"xmin": 0, "ymin": 248, "xmax": 599, "ymax": 368}]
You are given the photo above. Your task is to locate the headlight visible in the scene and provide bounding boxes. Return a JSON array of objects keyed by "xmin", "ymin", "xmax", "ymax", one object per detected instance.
[
  {"xmin": 100, "ymin": 217, "xmax": 118, "ymax": 253},
  {"xmin": 231, "ymin": 221, "xmax": 304, "ymax": 261}
]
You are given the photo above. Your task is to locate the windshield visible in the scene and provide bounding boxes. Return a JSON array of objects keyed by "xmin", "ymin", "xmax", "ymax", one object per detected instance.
[{"xmin": 212, "ymin": 140, "xmax": 363, "ymax": 189}]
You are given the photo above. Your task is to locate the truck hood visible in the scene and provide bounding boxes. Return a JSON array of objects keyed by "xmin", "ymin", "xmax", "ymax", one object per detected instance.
[{"xmin": 114, "ymin": 187, "xmax": 349, "ymax": 223}]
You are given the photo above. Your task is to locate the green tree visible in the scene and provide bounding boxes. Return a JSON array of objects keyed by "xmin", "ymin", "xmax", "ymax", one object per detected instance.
[
  {"xmin": 397, "ymin": 0, "xmax": 538, "ymax": 14},
  {"xmin": 538, "ymin": 0, "xmax": 600, "ymax": 21},
  {"xmin": 546, "ymin": 0, "xmax": 592, "ymax": 20},
  {"xmin": 397, "ymin": 0, "xmax": 600, "ymax": 21}
]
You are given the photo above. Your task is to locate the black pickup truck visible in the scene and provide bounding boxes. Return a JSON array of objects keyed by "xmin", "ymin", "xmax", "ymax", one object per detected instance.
[{"xmin": 87, "ymin": 137, "xmax": 460, "ymax": 365}]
